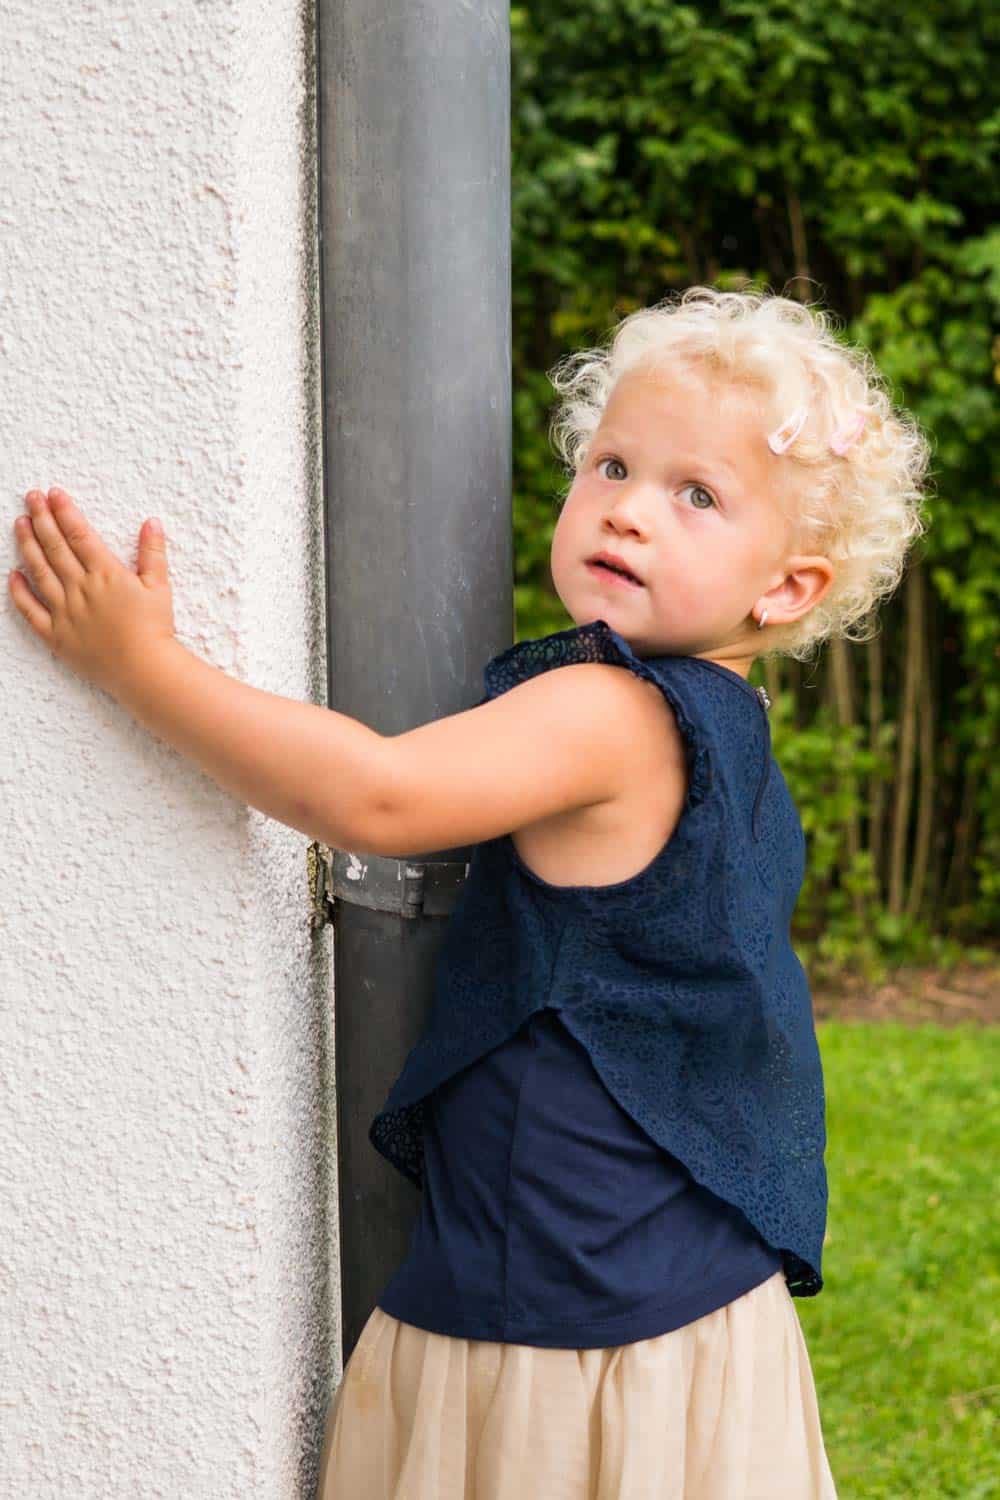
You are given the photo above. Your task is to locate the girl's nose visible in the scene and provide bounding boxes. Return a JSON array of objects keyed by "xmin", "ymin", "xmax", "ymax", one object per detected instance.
[{"xmin": 603, "ymin": 485, "xmax": 654, "ymax": 532}]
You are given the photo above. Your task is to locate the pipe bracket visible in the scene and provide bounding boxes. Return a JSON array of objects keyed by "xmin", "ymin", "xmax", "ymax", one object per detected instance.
[{"xmin": 308, "ymin": 841, "xmax": 470, "ymax": 928}]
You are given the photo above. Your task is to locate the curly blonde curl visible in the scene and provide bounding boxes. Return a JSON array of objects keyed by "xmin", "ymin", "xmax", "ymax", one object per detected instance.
[{"xmin": 546, "ymin": 285, "xmax": 934, "ymax": 664}]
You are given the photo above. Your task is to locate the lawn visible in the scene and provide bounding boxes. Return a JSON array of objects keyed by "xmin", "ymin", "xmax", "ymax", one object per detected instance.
[{"xmin": 798, "ymin": 1020, "xmax": 998, "ymax": 1498}]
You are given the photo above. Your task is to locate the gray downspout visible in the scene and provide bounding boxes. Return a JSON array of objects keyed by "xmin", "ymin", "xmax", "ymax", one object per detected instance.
[{"xmin": 313, "ymin": 1, "xmax": 512, "ymax": 1365}]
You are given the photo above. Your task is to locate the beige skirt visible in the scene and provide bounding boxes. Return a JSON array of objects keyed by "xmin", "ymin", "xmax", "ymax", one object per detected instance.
[{"xmin": 315, "ymin": 1268, "xmax": 838, "ymax": 1500}]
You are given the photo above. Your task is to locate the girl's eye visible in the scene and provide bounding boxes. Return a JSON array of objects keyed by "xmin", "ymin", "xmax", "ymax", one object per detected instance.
[
  {"xmin": 682, "ymin": 483, "xmax": 717, "ymax": 511},
  {"xmin": 596, "ymin": 459, "xmax": 717, "ymax": 511}
]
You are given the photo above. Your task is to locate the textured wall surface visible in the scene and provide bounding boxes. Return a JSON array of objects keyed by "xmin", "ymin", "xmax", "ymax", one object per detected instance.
[{"xmin": 0, "ymin": 2, "xmax": 339, "ymax": 1495}]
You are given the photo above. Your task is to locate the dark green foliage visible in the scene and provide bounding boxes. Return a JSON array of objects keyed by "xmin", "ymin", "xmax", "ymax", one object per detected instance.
[{"xmin": 510, "ymin": 0, "xmax": 1000, "ymax": 968}]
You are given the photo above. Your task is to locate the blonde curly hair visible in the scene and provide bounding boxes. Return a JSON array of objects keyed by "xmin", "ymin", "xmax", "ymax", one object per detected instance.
[{"xmin": 546, "ymin": 285, "xmax": 933, "ymax": 663}]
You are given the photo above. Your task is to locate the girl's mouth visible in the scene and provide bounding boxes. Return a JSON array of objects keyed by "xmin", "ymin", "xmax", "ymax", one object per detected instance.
[{"xmin": 586, "ymin": 560, "xmax": 643, "ymax": 589}]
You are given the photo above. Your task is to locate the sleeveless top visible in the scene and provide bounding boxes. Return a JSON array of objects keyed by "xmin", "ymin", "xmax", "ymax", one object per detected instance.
[
  {"xmin": 370, "ymin": 619, "xmax": 829, "ymax": 1300},
  {"xmin": 376, "ymin": 1005, "xmax": 783, "ymax": 1347}
]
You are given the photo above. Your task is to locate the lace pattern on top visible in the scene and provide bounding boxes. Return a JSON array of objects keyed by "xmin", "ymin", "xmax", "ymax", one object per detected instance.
[
  {"xmin": 369, "ymin": 619, "xmax": 827, "ymax": 1299},
  {"xmin": 484, "ymin": 620, "xmax": 713, "ymax": 813}
]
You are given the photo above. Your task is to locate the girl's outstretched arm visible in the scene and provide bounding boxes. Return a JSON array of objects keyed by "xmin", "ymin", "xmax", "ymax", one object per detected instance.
[
  {"xmin": 108, "ymin": 630, "xmax": 389, "ymax": 851},
  {"xmin": 367, "ymin": 661, "xmax": 673, "ymax": 855},
  {"xmin": 10, "ymin": 487, "xmax": 675, "ymax": 855}
]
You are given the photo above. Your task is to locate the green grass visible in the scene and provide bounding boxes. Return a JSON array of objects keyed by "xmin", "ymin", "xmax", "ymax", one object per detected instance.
[{"xmin": 796, "ymin": 1022, "xmax": 999, "ymax": 1498}]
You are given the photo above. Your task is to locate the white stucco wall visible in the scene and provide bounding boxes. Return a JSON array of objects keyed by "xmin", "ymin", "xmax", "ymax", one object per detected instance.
[{"xmin": 0, "ymin": 3, "xmax": 339, "ymax": 1496}]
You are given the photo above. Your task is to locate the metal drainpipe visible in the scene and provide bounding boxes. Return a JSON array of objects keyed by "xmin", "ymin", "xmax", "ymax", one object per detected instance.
[{"xmin": 311, "ymin": 1, "xmax": 512, "ymax": 1365}]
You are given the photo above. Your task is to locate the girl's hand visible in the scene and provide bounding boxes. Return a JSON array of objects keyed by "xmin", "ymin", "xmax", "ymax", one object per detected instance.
[{"xmin": 9, "ymin": 486, "xmax": 176, "ymax": 697}]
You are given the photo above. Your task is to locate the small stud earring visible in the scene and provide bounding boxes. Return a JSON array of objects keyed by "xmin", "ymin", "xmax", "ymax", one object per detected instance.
[{"xmin": 757, "ymin": 610, "xmax": 768, "ymax": 630}]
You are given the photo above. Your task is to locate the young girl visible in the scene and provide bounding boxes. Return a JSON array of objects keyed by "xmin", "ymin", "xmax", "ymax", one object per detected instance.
[{"xmin": 9, "ymin": 286, "xmax": 930, "ymax": 1500}]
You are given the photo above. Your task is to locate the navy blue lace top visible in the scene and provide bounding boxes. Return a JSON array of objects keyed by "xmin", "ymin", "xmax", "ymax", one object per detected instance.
[{"xmin": 370, "ymin": 620, "xmax": 829, "ymax": 1301}]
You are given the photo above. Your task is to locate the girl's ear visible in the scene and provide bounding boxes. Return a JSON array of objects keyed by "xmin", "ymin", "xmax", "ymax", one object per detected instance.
[{"xmin": 762, "ymin": 557, "xmax": 836, "ymax": 626}]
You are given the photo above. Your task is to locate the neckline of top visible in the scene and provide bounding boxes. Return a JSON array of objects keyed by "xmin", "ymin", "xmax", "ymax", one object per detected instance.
[
  {"xmin": 550, "ymin": 620, "xmax": 773, "ymax": 712},
  {"xmin": 679, "ymin": 653, "xmax": 772, "ymax": 711}
]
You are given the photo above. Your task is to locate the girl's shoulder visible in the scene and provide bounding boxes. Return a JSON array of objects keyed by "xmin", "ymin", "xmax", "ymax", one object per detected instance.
[
  {"xmin": 483, "ymin": 618, "xmax": 740, "ymax": 731},
  {"xmin": 483, "ymin": 619, "xmax": 721, "ymax": 797}
]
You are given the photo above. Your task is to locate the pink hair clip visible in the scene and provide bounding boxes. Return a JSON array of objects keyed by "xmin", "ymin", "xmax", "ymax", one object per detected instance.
[
  {"xmin": 766, "ymin": 404, "xmax": 808, "ymax": 455},
  {"xmin": 829, "ymin": 409, "xmax": 868, "ymax": 455}
]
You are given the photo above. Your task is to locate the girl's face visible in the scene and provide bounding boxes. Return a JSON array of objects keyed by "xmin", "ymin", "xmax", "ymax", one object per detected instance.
[{"xmin": 549, "ymin": 366, "xmax": 834, "ymax": 674}]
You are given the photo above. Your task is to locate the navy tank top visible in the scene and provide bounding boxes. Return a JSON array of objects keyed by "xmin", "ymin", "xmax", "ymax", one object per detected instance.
[
  {"xmin": 370, "ymin": 620, "xmax": 830, "ymax": 1311},
  {"xmin": 377, "ymin": 1007, "xmax": 783, "ymax": 1347}
]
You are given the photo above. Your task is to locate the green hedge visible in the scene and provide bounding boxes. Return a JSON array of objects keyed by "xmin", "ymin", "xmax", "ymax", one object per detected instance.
[{"xmin": 510, "ymin": 0, "xmax": 1000, "ymax": 978}]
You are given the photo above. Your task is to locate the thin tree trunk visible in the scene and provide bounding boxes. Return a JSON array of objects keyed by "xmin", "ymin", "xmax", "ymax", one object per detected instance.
[
  {"xmin": 829, "ymin": 635, "xmax": 864, "ymax": 924},
  {"xmin": 867, "ymin": 631, "xmax": 886, "ymax": 904},
  {"xmin": 888, "ymin": 566, "xmax": 921, "ymax": 914},
  {"xmin": 924, "ymin": 579, "xmax": 944, "ymax": 923},
  {"xmin": 788, "ymin": 658, "xmax": 805, "ymax": 731},
  {"xmin": 786, "ymin": 188, "xmax": 811, "ymax": 298},
  {"xmin": 942, "ymin": 758, "xmax": 980, "ymax": 921},
  {"xmin": 753, "ymin": 196, "xmax": 788, "ymax": 295},
  {"xmin": 906, "ymin": 562, "xmax": 935, "ymax": 920},
  {"xmin": 958, "ymin": 800, "xmax": 980, "ymax": 909},
  {"xmin": 677, "ymin": 221, "xmax": 701, "ymax": 284}
]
